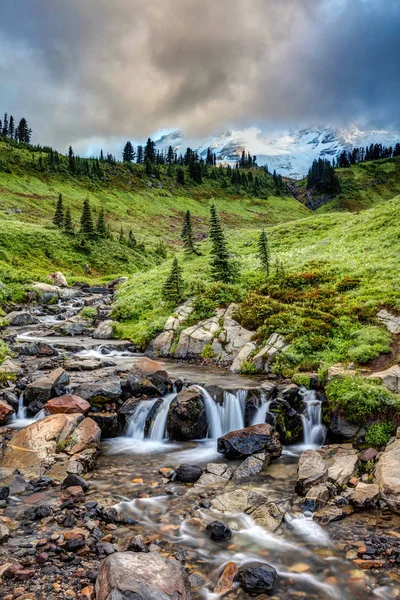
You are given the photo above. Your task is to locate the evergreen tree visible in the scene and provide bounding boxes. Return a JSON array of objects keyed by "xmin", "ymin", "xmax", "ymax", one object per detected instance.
[
  {"xmin": 96, "ymin": 208, "xmax": 108, "ymax": 238},
  {"xmin": 144, "ymin": 138, "xmax": 156, "ymax": 163},
  {"xmin": 177, "ymin": 167, "xmax": 185, "ymax": 185},
  {"xmin": 181, "ymin": 209, "xmax": 196, "ymax": 254},
  {"xmin": 68, "ymin": 146, "xmax": 75, "ymax": 173},
  {"xmin": 53, "ymin": 193, "xmax": 64, "ymax": 228},
  {"xmin": 80, "ymin": 197, "xmax": 95, "ymax": 239},
  {"xmin": 258, "ymin": 229, "xmax": 270, "ymax": 276},
  {"xmin": 136, "ymin": 145, "xmax": 144, "ymax": 164},
  {"xmin": 122, "ymin": 141, "xmax": 135, "ymax": 162},
  {"xmin": 16, "ymin": 118, "xmax": 31, "ymax": 143},
  {"xmin": 119, "ymin": 227, "xmax": 126, "ymax": 245},
  {"xmin": 209, "ymin": 203, "xmax": 235, "ymax": 282},
  {"xmin": 128, "ymin": 229, "xmax": 136, "ymax": 248},
  {"xmin": 2, "ymin": 113, "xmax": 8, "ymax": 137},
  {"xmin": 8, "ymin": 115, "xmax": 14, "ymax": 139},
  {"xmin": 64, "ymin": 206, "xmax": 74, "ymax": 234},
  {"xmin": 163, "ymin": 257, "xmax": 184, "ymax": 303}
]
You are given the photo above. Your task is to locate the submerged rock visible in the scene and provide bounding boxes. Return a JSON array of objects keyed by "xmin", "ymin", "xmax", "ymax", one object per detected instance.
[
  {"xmin": 175, "ymin": 464, "xmax": 203, "ymax": 483},
  {"xmin": 95, "ymin": 551, "xmax": 191, "ymax": 600},
  {"xmin": 217, "ymin": 424, "xmax": 282, "ymax": 459},
  {"xmin": 167, "ymin": 386, "xmax": 207, "ymax": 441},
  {"xmin": 206, "ymin": 520, "xmax": 232, "ymax": 542},
  {"xmin": 238, "ymin": 562, "xmax": 278, "ymax": 595},
  {"xmin": 195, "ymin": 462, "xmax": 233, "ymax": 487},
  {"xmin": 214, "ymin": 562, "xmax": 239, "ymax": 595}
]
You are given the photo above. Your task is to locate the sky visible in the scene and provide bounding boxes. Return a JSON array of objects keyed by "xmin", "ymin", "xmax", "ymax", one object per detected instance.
[{"xmin": 1, "ymin": 0, "xmax": 399, "ymax": 155}]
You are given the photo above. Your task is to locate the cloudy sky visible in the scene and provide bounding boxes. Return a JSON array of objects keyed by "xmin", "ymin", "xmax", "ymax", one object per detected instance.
[{"xmin": 1, "ymin": 0, "xmax": 399, "ymax": 154}]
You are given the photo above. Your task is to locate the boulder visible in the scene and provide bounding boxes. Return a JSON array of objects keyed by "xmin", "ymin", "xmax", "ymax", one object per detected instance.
[
  {"xmin": 0, "ymin": 413, "xmax": 83, "ymax": 475},
  {"xmin": 92, "ymin": 320, "xmax": 115, "ymax": 340},
  {"xmin": 206, "ymin": 520, "xmax": 232, "ymax": 542},
  {"xmin": 230, "ymin": 341, "xmax": 257, "ymax": 373},
  {"xmin": 14, "ymin": 342, "xmax": 57, "ymax": 357},
  {"xmin": 57, "ymin": 316, "xmax": 91, "ymax": 336},
  {"xmin": 327, "ymin": 447, "xmax": 358, "ymax": 487},
  {"xmin": 252, "ymin": 333, "xmax": 288, "ymax": 372},
  {"xmin": 370, "ymin": 365, "xmax": 400, "ymax": 393},
  {"xmin": 126, "ymin": 358, "xmax": 172, "ymax": 396},
  {"xmin": 195, "ymin": 463, "xmax": 232, "ymax": 487},
  {"xmin": 67, "ymin": 418, "xmax": 101, "ymax": 455},
  {"xmin": 167, "ymin": 386, "xmax": 207, "ymax": 441},
  {"xmin": 175, "ymin": 464, "xmax": 203, "ymax": 483},
  {"xmin": 24, "ymin": 368, "xmax": 69, "ymax": 408},
  {"xmin": 327, "ymin": 363, "xmax": 357, "ymax": 379},
  {"xmin": 303, "ymin": 484, "xmax": 330, "ymax": 512},
  {"xmin": 217, "ymin": 424, "xmax": 282, "ymax": 459},
  {"xmin": 6, "ymin": 311, "xmax": 38, "ymax": 326},
  {"xmin": 0, "ymin": 522, "xmax": 10, "ymax": 543},
  {"xmin": 375, "ymin": 438, "xmax": 400, "ymax": 511},
  {"xmin": 48, "ymin": 271, "xmax": 68, "ymax": 287},
  {"xmin": 296, "ymin": 450, "xmax": 328, "ymax": 494},
  {"xmin": 32, "ymin": 282, "xmax": 60, "ymax": 303},
  {"xmin": 45, "ymin": 394, "xmax": 90, "ymax": 415},
  {"xmin": 148, "ymin": 301, "xmax": 193, "ymax": 357},
  {"xmin": 74, "ymin": 376, "xmax": 122, "ymax": 404},
  {"xmin": 313, "ymin": 505, "xmax": 354, "ymax": 524},
  {"xmin": 88, "ymin": 412, "xmax": 122, "ymax": 438},
  {"xmin": 238, "ymin": 562, "xmax": 278, "ymax": 595},
  {"xmin": 0, "ymin": 399, "xmax": 14, "ymax": 425},
  {"xmin": 211, "ymin": 316, "xmax": 254, "ymax": 363},
  {"xmin": 233, "ymin": 453, "xmax": 269, "ymax": 482},
  {"xmin": 377, "ymin": 309, "xmax": 400, "ymax": 334},
  {"xmin": 328, "ymin": 412, "xmax": 359, "ymax": 442},
  {"xmin": 350, "ymin": 482, "xmax": 380, "ymax": 509},
  {"xmin": 359, "ymin": 447, "xmax": 378, "ymax": 463},
  {"xmin": 95, "ymin": 551, "xmax": 191, "ymax": 600},
  {"xmin": 65, "ymin": 358, "xmax": 107, "ymax": 371},
  {"xmin": 211, "ymin": 488, "xmax": 270, "ymax": 517}
]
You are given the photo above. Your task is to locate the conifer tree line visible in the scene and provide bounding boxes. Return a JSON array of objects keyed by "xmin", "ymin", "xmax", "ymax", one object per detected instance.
[
  {"xmin": 0, "ymin": 112, "xmax": 32, "ymax": 143},
  {"xmin": 335, "ymin": 142, "xmax": 400, "ymax": 168}
]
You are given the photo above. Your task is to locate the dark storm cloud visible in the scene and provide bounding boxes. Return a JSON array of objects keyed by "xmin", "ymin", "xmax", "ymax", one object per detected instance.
[{"xmin": 0, "ymin": 0, "xmax": 399, "ymax": 149}]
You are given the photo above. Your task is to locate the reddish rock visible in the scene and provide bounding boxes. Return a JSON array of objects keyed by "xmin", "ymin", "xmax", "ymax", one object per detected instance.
[
  {"xmin": 67, "ymin": 418, "xmax": 101, "ymax": 455},
  {"xmin": 60, "ymin": 486, "xmax": 86, "ymax": 503},
  {"xmin": 359, "ymin": 448, "xmax": 378, "ymax": 462},
  {"xmin": 45, "ymin": 394, "xmax": 90, "ymax": 415},
  {"xmin": 79, "ymin": 586, "xmax": 95, "ymax": 600},
  {"xmin": 353, "ymin": 559, "xmax": 384, "ymax": 569},
  {"xmin": 0, "ymin": 400, "xmax": 14, "ymax": 425},
  {"xmin": 214, "ymin": 561, "xmax": 239, "ymax": 594},
  {"xmin": 130, "ymin": 357, "xmax": 164, "ymax": 377}
]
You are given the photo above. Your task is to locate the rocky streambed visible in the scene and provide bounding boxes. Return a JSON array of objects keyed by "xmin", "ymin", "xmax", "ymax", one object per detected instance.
[{"xmin": 0, "ymin": 282, "xmax": 400, "ymax": 599}]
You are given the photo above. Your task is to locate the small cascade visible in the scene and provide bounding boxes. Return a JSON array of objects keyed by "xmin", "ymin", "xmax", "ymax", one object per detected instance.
[
  {"xmin": 17, "ymin": 393, "xmax": 27, "ymax": 420},
  {"xmin": 76, "ymin": 345, "xmax": 135, "ymax": 359},
  {"xmin": 219, "ymin": 391, "xmax": 245, "ymax": 433},
  {"xmin": 126, "ymin": 399, "xmax": 158, "ymax": 439},
  {"xmin": 149, "ymin": 392, "xmax": 177, "ymax": 441},
  {"xmin": 194, "ymin": 386, "xmax": 223, "ymax": 439},
  {"xmin": 251, "ymin": 392, "xmax": 273, "ymax": 426},
  {"xmin": 300, "ymin": 387, "xmax": 326, "ymax": 448}
]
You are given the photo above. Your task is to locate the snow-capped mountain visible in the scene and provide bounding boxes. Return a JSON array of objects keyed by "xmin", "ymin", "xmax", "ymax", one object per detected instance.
[{"xmin": 155, "ymin": 125, "xmax": 400, "ymax": 179}]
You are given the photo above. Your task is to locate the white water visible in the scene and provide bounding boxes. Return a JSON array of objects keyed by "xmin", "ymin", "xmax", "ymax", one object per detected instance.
[
  {"xmin": 76, "ymin": 345, "xmax": 135, "ymax": 359},
  {"xmin": 149, "ymin": 392, "xmax": 177, "ymax": 441},
  {"xmin": 285, "ymin": 512, "xmax": 331, "ymax": 546},
  {"xmin": 126, "ymin": 399, "xmax": 159, "ymax": 439},
  {"xmin": 299, "ymin": 387, "xmax": 326, "ymax": 449},
  {"xmin": 195, "ymin": 386, "xmax": 223, "ymax": 439},
  {"xmin": 218, "ymin": 390, "xmax": 246, "ymax": 433},
  {"xmin": 251, "ymin": 392, "xmax": 273, "ymax": 426},
  {"xmin": 9, "ymin": 396, "xmax": 48, "ymax": 429}
]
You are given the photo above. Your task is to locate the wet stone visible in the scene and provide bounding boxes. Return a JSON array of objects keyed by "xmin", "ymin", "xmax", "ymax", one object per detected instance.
[{"xmin": 206, "ymin": 520, "xmax": 232, "ymax": 542}]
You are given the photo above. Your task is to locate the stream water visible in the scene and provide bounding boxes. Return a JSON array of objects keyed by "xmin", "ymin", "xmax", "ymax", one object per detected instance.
[{"xmin": 5, "ymin": 294, "xmax": 400, "ymax": 600}]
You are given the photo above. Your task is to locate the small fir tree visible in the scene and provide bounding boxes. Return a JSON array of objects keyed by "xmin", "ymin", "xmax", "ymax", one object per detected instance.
[
  {"xmin": 96, "ymin": 208, "xmax": 108, "ymax": 238},
  {"xmin": 128, "ymin": 229, "xmax": 136, "ymax": 248},
  {"xmin": 53, "ymin": 193, "xmax": 64, "ymax": 228},
  {"xmin": 181, "ymin": 209, "xmax": 196, "ymax": 254},
  {"xmin": 258, "ymin": 229, "xmax": 270, "ymax": 276},
  {"xmin": 177, "ymin": 167, "xmax": 185, "ymax": 185},
  {"xmin": 80, "ymin": 197, "xmax": 95, "ymax": 239},
  {"xmin": 122, "ymin": 141, "xmax": 135, "ymax": 162},
  {"xmin": 64, "ymin": 206, "xmax": 74, "ymax": 234},
  {"xmin": 119, "ymin": 227, "xmax": 126, "ymax": 245},
  {"xmin": 163, "ymin": 257, "xmax": 184, "ymax": 303},
  {"xmin": 209, "ymin": 203, "xmax": 235, "ymax": 282}
]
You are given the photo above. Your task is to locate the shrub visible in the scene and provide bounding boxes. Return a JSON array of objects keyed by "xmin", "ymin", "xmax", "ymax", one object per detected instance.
[
  {"xmin": 365, "ymin": 422, "xmax": 395, "ymax": 448},
  {"xmin": 201, "ymin": 344, "xmax": 216, "ymax": 359},
  {"xmin": 0, "ymin": 341, "xmax": 8, "ymax": 364},
  {"xmin": 325, "ymin": 376, "xmax": 400, "ymax": 424},
  {"xmin": 80, "ymin": 306, "xmax": 97, "ymax": 320},
  {"xmin": 239, "ymin": 360, "xmax": 258, "ymax": 375},
  {"xmin": 292, "ymin": 373, "xmax": 312, "ymax": 388},
  {"xmin": 347, "ymin": 326, "xmax": 390, "ymax": 364}
]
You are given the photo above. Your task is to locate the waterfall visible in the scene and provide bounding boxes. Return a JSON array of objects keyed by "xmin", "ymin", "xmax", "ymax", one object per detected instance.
[
  {"xmin": 299, "ymin": 388, "xmax": 326, "ymax": 448},
  {"xmin": 251, "ymin": 392, "xmax": 273, "ymax": 426},
  {"xmin": 17, "ymin": 393, "xmax": 27, "ymax": 420},
  {"xmin": 126, "ymin": 399, "xmax": 158, "ymax": 439},
  {"xmin": 195, "ymin": 386, "xmax": 249, "ymax": 438},
  {"xmin": 149, "ymin": 392, "xmax": 177, "ymax": 441},
  {"xmin": 194, "ymin": 386, "xmax": 223, "ymax": 439},
  {"xmin": 218, "ymin": 391, "xmax": 245, "ymax": 433}
]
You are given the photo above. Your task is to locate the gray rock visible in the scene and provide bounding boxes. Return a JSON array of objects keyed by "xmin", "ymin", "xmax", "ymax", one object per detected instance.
[
  {"xmin": 6, "ymin": 311, "xmax": 38, "ymax": 326},
  {"xmin": 95, "ymin": 551, "xmax": 191, "ymax": 600},
  {"xmin": 92, "ymin": 320, "xmax": 115, "ymax": 340},
  {"xmin": 217, "ymin": 424, "xmax": 282, "ymax": 459},
  {"xmin": 375, "ymin": 438, "xmax": 400, "ymax": 511},
  {"xmin": 167, "ymin": 386, "xmax": 207, "ymax": 441},
  {"xmin": 74, "ymin": 376, "xmax": 122, "ymax": 404},
  {"xmin": 233, "ymin": 453, "xmax": 269, "ymax": 482},
  {"xmin": 377, "ymin": 309, "xmax": 400, "ymax": 334},
  {"xmin": 24, "ymin": 368, "xmax": 69, "ymax": 407},
  {"xmin": 350, "ymin": 482, "xmax": 380, "ymax": 508},
  {"xmin": 327, "ymin": 448, "xmax": 358, "ymax": 487},
  {"xmin": 296, "ymin": 450, "xmax": 328, "ymax": 494}
]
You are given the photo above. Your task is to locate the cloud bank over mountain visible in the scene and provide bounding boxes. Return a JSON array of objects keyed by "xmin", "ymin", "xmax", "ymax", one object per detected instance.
[{"xmin": 1, "ymin": 0, "xmax": 399, "ymax": 150}]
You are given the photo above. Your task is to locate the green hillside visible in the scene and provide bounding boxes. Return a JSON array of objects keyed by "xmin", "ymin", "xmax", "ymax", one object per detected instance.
[
  {"xmin": 114, "ymin": 195, "xmax": 400, "ymax": 375},
  {"xmin": 294, "ymin": 156, "xmax": 400, "ymax": 213},
  {"xmin": 0, "ymin": 138, "xmax": 310, "ymax": 287}
]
